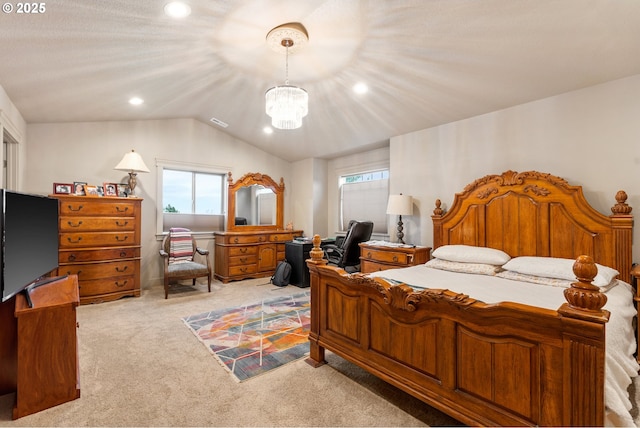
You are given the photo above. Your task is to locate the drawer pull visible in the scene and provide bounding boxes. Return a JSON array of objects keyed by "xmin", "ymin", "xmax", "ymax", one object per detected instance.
[
  {"xmin": 392, "ymin": 255, "xmax": 398, "ymax": 262},
  {"xmin": 239, "ymin": 257, "xmax": 247, "ymax": 263},
  {"xmin": 233, "ymin": 237, "xmax": 239, "ymax": 243},
  {"xmin": 115, "ymin": 236, "xmax": 128, "ymax": 242},
  {"xmin": 115, "ymin": 280, "xmax": 128, "ymax": 288},
  {"xmin": 239, "ymin": 248, "xmax": 247, "ymax": 253},
  {"xmin": 120, "ymin": 251, "xmax": 127, "ymax": 257},
  {"xmin": 273, "ymin": 236, "xmax": 279, "ymax": 241},
  {"xmin": 68, "ymin": 254, "xmax": 77, "ymax": 262},
  {"xmin": 259, "ymin": 236, "xmax": 265, "ymax": 242},
  {"xmin": 67, "ymin": 221, "xmax": 83, "ymax": 228},
  {"xmin": 115, "ymin": 266, "xmax": 128, "ymax": 273},
  {"xmin": 67, "ymin": 237, "xmax": 82, "ymax": 244},
  {"xmin": 66, "ymin": 270, "xmax": 81, "ymax": 276},
  {"xmin": 67, "ymin": 204, "xmax": 83, "ymax": 212},
  {"xmin": 240, "ymin": 267, "xmax": 247, "ymax": 273},
  {"xmin": 115, "ymin": 220, "xmax": 129, "ymax": 227},
  {"xmin": 115, "ymin": 206, "xmax": 129, "ymax": 213},
  {"xmin": 367, "ymin": 252, "xmax": 372, "ymax": 258}
]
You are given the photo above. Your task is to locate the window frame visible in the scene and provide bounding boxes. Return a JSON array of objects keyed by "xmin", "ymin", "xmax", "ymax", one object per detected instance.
[{"xmin": 155, "ymin": 159, "xmax": 230, "ymax": 238}]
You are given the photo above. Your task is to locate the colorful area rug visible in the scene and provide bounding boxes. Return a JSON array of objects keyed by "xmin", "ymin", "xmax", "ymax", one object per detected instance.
[{"xmin": 182, "ymin": 292, "xmax": 310, "ymax": 382}]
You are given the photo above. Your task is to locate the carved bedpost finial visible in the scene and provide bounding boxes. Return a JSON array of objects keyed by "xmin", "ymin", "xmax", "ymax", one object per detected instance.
[
  {"xmin": 611, "ymin": 190, "xmax": 632, "ymax": 215},
  {"xmin": 563, "ymin": 255, "xmax": 607, "ymax": 313},
  {"xmin": 308, "ymin": 234, "xmax": 327, "ymax": 265},
  {"xmin": 433, "ymin": 199, "xmax": 443, "ymax": 216}
]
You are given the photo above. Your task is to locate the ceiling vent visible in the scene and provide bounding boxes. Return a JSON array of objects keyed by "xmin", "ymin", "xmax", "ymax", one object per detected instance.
[{"xmin": 210, "ymin": 117, "xmax": 229, "ymax": 128}]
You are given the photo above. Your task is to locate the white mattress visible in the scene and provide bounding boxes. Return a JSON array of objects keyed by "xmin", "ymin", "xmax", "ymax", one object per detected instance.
[{"xmin": 370, "ymin": 265, "xmax": 639, "ymax": 427}]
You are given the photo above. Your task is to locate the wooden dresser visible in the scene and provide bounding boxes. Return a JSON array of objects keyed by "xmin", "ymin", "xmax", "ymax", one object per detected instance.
[
  {"xmin": 52, "ymin": 195, "xmax": 142, "ymax": 304},
  {"xmin": 214, "ymin": 230, "xmax": 302, "ymax": 283},
  {"xmin": 360, "ymin": 242, "xmax": 431, "ymax": 273}
]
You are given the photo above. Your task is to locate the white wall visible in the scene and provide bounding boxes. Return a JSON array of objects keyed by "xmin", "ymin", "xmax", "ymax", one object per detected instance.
[
  {"xmin": 290, "ymin": 157, "xmax": 328, "ymax": 239},
  {"xmin": 390, "ymin": 73, "xmax": 640, "ymax": 262},
  {"xmin": 25, "ymin": 118, "xmax": 294, "ymax": 288}
]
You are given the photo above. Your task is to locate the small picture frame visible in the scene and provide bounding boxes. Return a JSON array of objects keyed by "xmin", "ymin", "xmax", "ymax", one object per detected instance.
[
  {"xmin": 96, "ymin": 185, "xmax": 104, "ymax": 197},
  {"xmin": 117, "ymin": 184, "xmax": 129, "ymax": 198},
  {"xmin": 103, "ymin": 182, "xmax": 118, "ymax": 197},
  {"xmin": 73, "ymin": 181, "xmax": 87, "ymax": 196},
  {"xmin": 85, "ymin": 185, "xmax": 99, "ymax": 196},
  {"xmin": 53, "ymin": 183, "xmax": 73, "ymax": 194}
]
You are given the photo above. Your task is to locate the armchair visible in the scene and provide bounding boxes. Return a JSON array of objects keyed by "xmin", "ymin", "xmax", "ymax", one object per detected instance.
[
  {"xmin": 324, "ymin": 220, "xmax": 374, "ymax": 273},
  {"xmin": 159, "ymin": 228, "xmax": 211, "ymax": 299}
]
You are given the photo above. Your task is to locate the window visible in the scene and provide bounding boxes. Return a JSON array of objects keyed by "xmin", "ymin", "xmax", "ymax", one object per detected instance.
[
  {"xmin": 163, "ymin": 169, "xmax": 223, "ymax": 215},
  {"xmin": 157, "ymin": 161, "xmax": 227, "ymax": 234},
  {"xmin": 340, "ymin": 169, "xmax": 389, "ymax": 234}
]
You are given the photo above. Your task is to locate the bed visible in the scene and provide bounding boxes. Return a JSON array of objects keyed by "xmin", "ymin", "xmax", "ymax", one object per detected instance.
[{"xmin": 305, "ymin": 170, "xmax": 637, "ymax": 427}]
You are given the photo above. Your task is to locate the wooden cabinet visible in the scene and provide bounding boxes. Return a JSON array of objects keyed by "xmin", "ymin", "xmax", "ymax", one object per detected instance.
[
  {"xmin": 52, "ymin": 195, "xmax": 142, "ymax": 304},
  {"xmin": 214, "ymin": 230, "xmax": 303, "ymax": 283},
  {"xmin": 0, "ymin": 275, "xmax": 80, "ymax": 419},
  {"xmin": 360, "ymin": 242, "xmax": 431, "ymax": 273}
]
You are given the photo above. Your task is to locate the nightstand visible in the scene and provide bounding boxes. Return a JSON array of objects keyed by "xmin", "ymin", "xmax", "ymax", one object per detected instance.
[{"xmin": 359, "ymin": 242, "xmax": 431, "ymax": 273}]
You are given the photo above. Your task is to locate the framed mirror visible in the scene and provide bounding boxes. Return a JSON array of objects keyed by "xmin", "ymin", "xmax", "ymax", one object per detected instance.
[{"xmin": 226, "ymin": 172, "xmax": 284, "ymax": 231}]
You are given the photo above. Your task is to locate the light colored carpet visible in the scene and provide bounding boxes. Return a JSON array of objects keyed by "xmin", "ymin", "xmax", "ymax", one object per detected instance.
[{"xmin": 0, "ymin": 278, "xmax": 462, "ymax": 427}]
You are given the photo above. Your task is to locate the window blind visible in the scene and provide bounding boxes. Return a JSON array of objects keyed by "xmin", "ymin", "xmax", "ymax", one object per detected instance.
[{"xmin": 340, "ymin": 179, "xmax": 388, "ymax": 233}]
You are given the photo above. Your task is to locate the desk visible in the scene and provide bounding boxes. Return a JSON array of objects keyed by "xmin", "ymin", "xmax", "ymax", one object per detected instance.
[{"xmin": 285, "ymin": 238, "xmax": 334, "ymax": 288}]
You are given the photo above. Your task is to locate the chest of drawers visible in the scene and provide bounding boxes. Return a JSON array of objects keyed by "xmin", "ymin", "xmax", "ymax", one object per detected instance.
[
  {"xmin": 360, "ymin": 242, "xmax": 431, "ymax": 273},
  {"xmin": 214, "ymin": 230, "xmax": 303, "ymax": 283},
  {"xmin": 52, "ymin": 195, "xmax": 142, "ymax": 304}
]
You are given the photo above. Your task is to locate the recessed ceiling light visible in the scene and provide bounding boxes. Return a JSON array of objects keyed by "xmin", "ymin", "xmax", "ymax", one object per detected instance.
[
  {"xmin": 164, "ymin": 2, "xmax": 191, "ymax": 18},
  {"xmin": 353, "ymin": 82, "xmax": 368, "ymax": 95},
  {"xmin": 129, "ymin": 97, "xmax": 144, "ymax": 105},
  {"xmin": 263, "ymin": 126, "xmax": 273, "ymax": 135}
]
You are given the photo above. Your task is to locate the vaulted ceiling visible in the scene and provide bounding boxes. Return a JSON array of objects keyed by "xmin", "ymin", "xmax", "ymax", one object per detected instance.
[{"xmin": 1, "ymin": 0, "xmax": 639, "ymax": 161}]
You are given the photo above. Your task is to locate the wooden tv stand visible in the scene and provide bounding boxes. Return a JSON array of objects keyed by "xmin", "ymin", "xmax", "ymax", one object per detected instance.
[{"xmin": 0, "ymin": 275, "xmax": 81, "ymax": 419}]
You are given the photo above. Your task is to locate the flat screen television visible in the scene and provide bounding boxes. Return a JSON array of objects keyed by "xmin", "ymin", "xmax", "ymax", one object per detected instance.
[{"xmin": 0, "ymin": 190, "xmax": 59, "ymax": 305}]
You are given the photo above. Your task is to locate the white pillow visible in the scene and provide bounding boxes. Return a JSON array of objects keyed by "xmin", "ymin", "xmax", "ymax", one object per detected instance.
[
  {"xmin": 431, "ymin": 245, "xmax": 511, "ymax": 266},
  {"xmin": 501, "ymin": 256, "xmax": 618, "ymax": 288},
  {"xmin": 426, "ymin": 258, "xmax": 501, "ymax": 276},
  {"xmin": 496, "ymin": 270, "xmax": 618, "ymax": 293}
]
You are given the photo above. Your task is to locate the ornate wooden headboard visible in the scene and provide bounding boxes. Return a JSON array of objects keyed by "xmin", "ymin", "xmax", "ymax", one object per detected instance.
[{"xmin": 432, "ymin": 170, "xmax": 634, "ymax": 281}]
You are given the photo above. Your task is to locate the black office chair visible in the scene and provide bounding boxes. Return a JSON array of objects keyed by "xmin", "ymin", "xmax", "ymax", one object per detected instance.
[{"xmin": 325, "ymin": 220, "xmax": 374, "ymax": 273}]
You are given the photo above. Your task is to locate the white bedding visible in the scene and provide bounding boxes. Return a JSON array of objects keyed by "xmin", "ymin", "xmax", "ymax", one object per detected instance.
[{"xmin": 370, "ymin": 265, "xmax": 639, "ymax": 427}]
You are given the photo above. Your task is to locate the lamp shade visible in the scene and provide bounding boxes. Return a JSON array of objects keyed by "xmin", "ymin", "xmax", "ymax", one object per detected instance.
[
  {"xmin": 386, "ymin": 194, "xmax": 413, "ymax": 216},
  {"xmin": 114, "ymin": 150, "xmax": 150, "ymax": 173}
]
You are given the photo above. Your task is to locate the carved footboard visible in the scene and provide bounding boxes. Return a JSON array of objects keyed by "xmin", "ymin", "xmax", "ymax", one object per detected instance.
[{"xmin": 305, "ymin": 235, "xmax": 609, "ymax": 427}]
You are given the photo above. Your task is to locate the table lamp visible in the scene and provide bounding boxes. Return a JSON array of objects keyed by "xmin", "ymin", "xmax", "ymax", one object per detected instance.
[
  {"xmin": 114, "ymin": 149, "xmax": 150, "ymax": 197},
  {"xmin": 386, "ymin": 194, "xmax": 413, "ymax": 244}
]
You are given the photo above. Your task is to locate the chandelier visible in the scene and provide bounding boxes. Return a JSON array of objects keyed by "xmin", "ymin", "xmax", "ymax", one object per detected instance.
[{"xmin": 265, "ymin": 23, "xmax": 309, "ymax": 130}]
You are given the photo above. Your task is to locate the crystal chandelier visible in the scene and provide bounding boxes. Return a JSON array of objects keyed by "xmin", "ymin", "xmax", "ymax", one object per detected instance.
[{"xmin": 265, "ymin": 23, "xmax": 309, "ymax": 130}]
